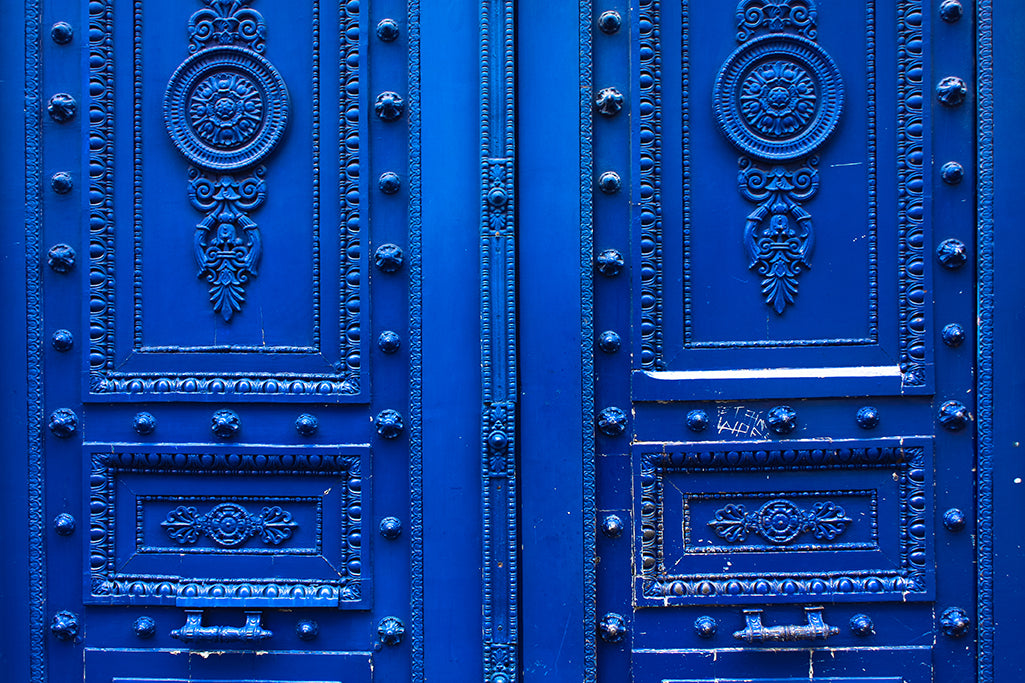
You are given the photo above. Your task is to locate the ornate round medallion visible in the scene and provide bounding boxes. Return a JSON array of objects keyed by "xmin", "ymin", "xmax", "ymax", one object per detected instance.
[
  {"xmin": 165, "ymin": 46, "xmax": 289, "ymax": 171},
  {"xmin": 755, "ymin": 499, "xmax": 804, "ymax": 544},
  {"xmin": 714, "ymin": 34, "xmax": 843, "ymax": 161},
  {"xmin": 204, "ymin": 503, "xmax": 252, "ymax": 547}
]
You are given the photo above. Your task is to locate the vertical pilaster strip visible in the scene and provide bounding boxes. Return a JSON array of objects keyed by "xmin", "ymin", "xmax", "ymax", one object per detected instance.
[{"xmin": 481, "ymin": 0, "xmax": 517, "ymax": 679}]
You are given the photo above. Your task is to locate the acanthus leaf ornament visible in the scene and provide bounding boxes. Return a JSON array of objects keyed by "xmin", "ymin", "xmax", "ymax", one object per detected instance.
[
  {"xmin": 161, "ymin": 502, "xmax": 298, "ymax": 548},
  {"xmin": 708, "ymin": 498, "xmax": 853, "ymax": 545}
]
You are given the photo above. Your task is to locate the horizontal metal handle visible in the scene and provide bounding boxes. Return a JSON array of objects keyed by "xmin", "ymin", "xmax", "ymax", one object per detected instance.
[
  {"xmin": 170, "ymin": 609, "xmax": 272, "ymax": 645},
  {"xmin": 733, "ymin": 606, "xmax": 839, "ymax": 643}
]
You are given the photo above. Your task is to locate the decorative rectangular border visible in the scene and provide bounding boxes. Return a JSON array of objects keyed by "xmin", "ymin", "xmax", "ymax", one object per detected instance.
[
  {"xmin": 86, "ymin": 449, "xmax": 366, "ymax": 607},
  {"xmin": 635, "ymin": 441, "xmax": 930, "ymax": 604}
]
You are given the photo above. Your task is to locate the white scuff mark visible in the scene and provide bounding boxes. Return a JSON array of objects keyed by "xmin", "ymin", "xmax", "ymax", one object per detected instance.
[{"xmin": 829, "ymin": 161, "xmax": 864, "ymax": 168}]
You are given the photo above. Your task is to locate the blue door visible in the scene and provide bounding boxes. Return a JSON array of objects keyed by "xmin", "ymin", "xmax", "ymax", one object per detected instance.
[{"xmin": 1, "ymin": 0, "xmax": 1020, "ymax": 681}]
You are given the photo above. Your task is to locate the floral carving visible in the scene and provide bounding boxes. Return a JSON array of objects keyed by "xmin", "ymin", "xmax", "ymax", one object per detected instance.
[
  {"xmin": 188, "ymin": 72, "xmax": 263, "ymax": 149},
  {"xmin": 708, "ymin": 498, "xmax": 852, "ymax": 544},
  {"xmin": 740, "ymin": 60, "xmax": 816, "ymax": 139},
  {"xmin": 188, "ymin": 0, "xmax": 267, "ymax": 53},
  {"xmin": 737, "ymin": 0, "xmax": 817, "ymax": 41},
  {"xmin": 161, "ymin": 502, "xmax": 298, "ymax": 547}
]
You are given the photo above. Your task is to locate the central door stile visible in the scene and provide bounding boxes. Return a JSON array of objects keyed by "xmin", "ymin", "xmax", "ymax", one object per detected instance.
[{"xmin": 480, "ymin": 0, "xmax": 518, "ymax": 679}]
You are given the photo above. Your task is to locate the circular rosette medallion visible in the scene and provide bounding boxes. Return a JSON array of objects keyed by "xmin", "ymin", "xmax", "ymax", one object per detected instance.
[
  {"xmin": 713, "ymin": 34, "xmax": 843, "ymax": 162},
  {"xmin": 755, "ymin": 499, "xmax": 804, "ymax": 544},
  {"xmin": 164, "ymin": 45, "xmax": 289, "ymax": 171}
]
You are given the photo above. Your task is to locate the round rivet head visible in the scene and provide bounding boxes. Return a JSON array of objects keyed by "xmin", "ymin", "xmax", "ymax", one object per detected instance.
[
  {"xmin": 941, "ymin": 161, "xmax": 964, "ymax": 184},
  {"xmin": 133, "ymin": 616, "xmax": 156, "ymax": 639},
  {"xmin": 295, "ymin": 413, "xmax": 319, "ymax": 437},
  {"xmin": 766, "ymin": 405, "xmax": 797, "ymax": 435},
  {"xmin": 48, "ymin": 408, "xmax": 77, "ymax": 438},
  {"xmin": 488, "ymin": 429, "xmax": 508, "ymax": 453},
  {"xmin": 599, "ymin": 612, "xmax": 627, "ymax": 643},
  {"xmin": 47, "ymin": 243, "xmax": 76, "ymax": 273},
  {"xmin": 940, "ymin": 0, "xmax": 964, "ymax": 22},
  {"xmin": 378, "ymin": 171, "xmax": 401, "ymax": 194},
  {"xmin": 374, "ymin": 91, "xmax": 405, "ymax": 121},
  {"xmin": 376, "ymin": 18, "xmax": 400, "ymax": 41},
  {"xmin": 50, "ymin": 610, "xmax": 80, "ymax": 641},
  {"xmin": 694, "ymin": 616, "xmax": 717, "ymax": 639},
  {"xmin": 943, "ymin": 507, "xmax": 967, "ymax": 531},
  {"xmin": 378, "ymin": 616, "xmax": 405, "ymax": 646},
  {"xmin": 51, "ymin": 172, "xmax": 73, "ymax": 194},
  {"xmin": 378, "ymin": 330, "xmax": 401, "ymax": 353},
  {"xmin": 850, "ymin": 613, "xmax": 875, "ymax": 636},
  {"xmin": 598, "ymin": 330, "xmax": 621, "ymax": 353},
  {"xmin": 374, "ymin": 243, "xmax": 404, "ymax": 273},
  {"xmin": 598, "ymin": 10, "xmax": 622, "ymax": 34},
  {"xmin": 936, "ymin": 76, "xmax": 967, "ymax": 106},
  {"xmin": 938, "ymin": 400, "xmax": 970, "ymax": 431},
  {"xmin": 380, "ymin": 516, "xmax": 403, "ymax": 540},
  {"xmin": 51, "ymin": 21, "xmax": 73, "ymax": 44},
  {"xmin": 47, "ymin": 93, "xmax": 77, "ymax": 123},
  {"xmin": 211, "ymin": 409, "xmax": 241, "ymax": 439},
  {"xmin": 296, "ymin": 620, "xmax": 319, "ymax": 641},
  {"xmin": 54, "ymin": 513, "xmax": 76, "ymax": 536},
  {"xmin": 376, "ymin": 409, "xmax": 404, "ymax": 439},
  {"xmin": 936, "ymin": 238, "xmax": 968, "ymax": 270},
  {"xmin": 686, "ymin": 409, "xmax": 709, "ymax": 433},
  {"xmin": 942, "ymin": 323, "xmax": 966, "ymax": 347},
  {"xmin": 133, "ymin": 412, "xmax": 156, "ymax": 435},
  {"xmin": 52, "ymin": 329, "xmax": 74, "ymax": 352},
  {"xmin": 595, "ymin": 87, "xmax": 624, "ymax": 117},
  {"xmin": 597, "ymin": 407, "xmax": 627, "ymax": 437},
  {"xmin": 598, "ymin": 171, "xmax": 622, "ymax": 194},
  {"xmin": 602, "ymin": 514, "xmax": 623, "ymax": 538},
  {"xmin": 856, "ymin": 406, "xmax": 880, "ymax": 429},
  {"xmin": 596, "ymin": 248, "xmax": 624, "ymax": 277},
  {"xmin": 940, "ymin": 607, "xmax": 971, "ymax": 638},
  {"xmin": 487, "ymin": 186, "xmax": 508, "ymax": 208}
]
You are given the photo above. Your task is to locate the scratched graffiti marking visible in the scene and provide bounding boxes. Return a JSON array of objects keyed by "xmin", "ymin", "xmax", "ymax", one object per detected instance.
[{"xmin": 716, "ymin": 405, "xmax": 769, "ymax": 438}]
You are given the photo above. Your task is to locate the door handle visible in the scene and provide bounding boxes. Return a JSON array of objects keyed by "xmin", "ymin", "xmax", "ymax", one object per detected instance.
[
  {"xmin": 169, "ymin": 609, "xmax": 273, "ymax": 645},
  {"xmin": 732, "ymin": 606, "xmax": 839, "ymax": 643}
]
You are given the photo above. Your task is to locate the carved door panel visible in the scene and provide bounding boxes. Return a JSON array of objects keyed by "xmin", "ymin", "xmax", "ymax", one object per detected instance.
[
  {"xmin": 27, "ymin": 0, "xmax": 423, "ymax": 680},
  {"xmin": 589, "ymin": 0, "xmax": 977, "ymax": 680}
]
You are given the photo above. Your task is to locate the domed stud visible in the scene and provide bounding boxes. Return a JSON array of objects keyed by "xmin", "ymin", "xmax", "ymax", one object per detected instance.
[
  {"xmin": 941, "ymin": 161, "xmax": 964, "ymax": 185},
  {"xmin": 598, "ymin": 612, "xmax": 627, "ymax": 643},
  {"xmin": 943, "ymin": 507, "xmax": 967, "ymax": 531},
  {"xmin": 597, "ymin": 407, "xmax": 627, "ymax": 437},
  {"xmin": 379, "ymin": 172, "xmax": 401, "ymax": 194},
  {"xmin": 51, "ymin": 329, "xmax": 74, "ymax": 352},
  {"xmin": 693, "ymin": 616, "xmax": 717, "ymax": 639},
  {"xmin": 133, "ymin": 412, "xmax": 157, "ymax": 436},
  {"xmin": 595, "ymin": 248, "xmax": 624, "ymax": 277},
  {"xmin": 211, "ymin": 409, "xmax": 241, "ymax": 440},
  {"xmin": 766, "ymin": 405, "xmax": 797, "ymax": 435},
  {"xmin": 598, "ymin": 10, "xmax": 622, "ymax": 34},
  {"xmin": 47, "ymin": 93, "xmax": 77, "ymax": 123},
  {"xmin": 378, "ymin": 330, "xmax": 402, "ymax": 353},
  {"xmin": 850, "ymin": 613, "xmax": 875, "ymax": 636},
  {"xmin": 376, "ymin": 18, "xmax": 400, "ymax": 42},
  {"xmin": 938, "ymin": 400, "xmax": 970, "ymax": 431},
  {"xmin": 594, "ymin": 87, "xmax": 624, "ymax": 117},
  {"xmin": 47, "ymin": 243, "xmax": 76, "ymax": 273},
  {"xmin": 942, "ymin": 323, "xmax": 966, "ymax": 347},
  {"xmin": 378, "ymin": 616, "xmax": 405, "ymax": 646},
  {"xmin": 936, "ymin": 238, "xmax": 968, "ymax": 270},
  {"xmin": 50, "ymin": 610, "xmax": 80, "ymax": 641},
  {"xmin": 601, "ymin": 514, "xmax": 623, "ymax": 538},
  {"xmin": 374, "ymin": 91, "xmax": 405, "ymax": 121},
  {"xmin": 598, "ymin": 330, "xmax": 621, "ymax": 353},
  {"xmin": 686, "ymin": 409, "xmax": 709, "ymax": 433},
  {"xmin": 940, "ymin": 0, "xmax": 964, "ymax": 22},
  {"xmin": 936, "ymin": 76, "xmax": 967, "ymax": 107},
  {"xmin": 380, "ymin": 516, "xmax": 403, "ymax": 540},
  {"xmin": 296, "ymin": 620, "xmax": 320, "ymax": 641},
  {"xmin": 51, "ymin": 21, "xmax": 73, "ymax": 45},
  {"xmin": 376, "ymin": 409, "xmax": 404, "ymax": 439},
  {"xmin": 48, "ymin": 408, "xmax": 78, "ymax": 438},
  {"xmin": 856, "ymin": 406, "xmax": 880, "ymax": 429},
  {"xmin": 598, "ymin": 171, "xmax": 622, "ymax": 194},
  {"xmin": 940, "ymin": 607, "xmax": 970, "ymax": 638},
  {"xmin": 374, "ymin": 243, "xmax": 404, "ymax": 273},
  {"xmin": 295, "ymin": 413, "xmax": 319, "ymax": 437},
  {"xmin": 51, "ymin": 172, "xmax": 73, "ymax": 194},
  {"xmin": 53, "ymin": 513, "xmax": 76, "ymax": 536},
  {"xmin": 133, "ymin": 616, "xmax": 156, "ymax": 639}
]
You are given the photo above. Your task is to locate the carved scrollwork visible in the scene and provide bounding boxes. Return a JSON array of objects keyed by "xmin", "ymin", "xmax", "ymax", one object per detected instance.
[
  {"xmin": 162, "ymin": 502, "xmax": 298, "ymax": 547},
  {"xmin": 708, "ymin": 498, "xmax": 853, "ymax": 545}
]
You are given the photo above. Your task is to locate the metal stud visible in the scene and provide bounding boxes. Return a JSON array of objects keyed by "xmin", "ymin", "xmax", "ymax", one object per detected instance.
[
  {"xmin": 694, "ymin": 616, "xmax": 717, "ymax": 639},
  {"xmin": 378, "ymin": 616, "xmax": 405, "ymax": 646},
  {"xmin": 51, "ymin": 172, "xmax": 73, "ymax": 194},
  {"xmin": 594, "ymin": 87, "xmax": 624, "ymax": 117},
  {"xmin": 598, "ymin": 171, "xmax": 622, "ymax": 194},
  {"xmin": 597, "ymin": 407, "xmax": 627, "ymax": 437},
  {"xmin": 686, "ymin": 409, "xmax": 709, "ymax": 433},
  {"xmin": 939, "ymin": 0, "xmax": 963, "ymax": 22},
  {"xmin": 941, "ymin": 161, "xmax": 964, "ymax": 184},
  {"xmin": 856, "ymin": 406, "xmax": 880, "ymax": 429},
  {"xmin": 380, "ymin": 516, "xmax": 403, "ymax": 540},
  {"xmin": 48, "ymin": 408, "xmax": 77, "ymax": 438},
  {"xmin": 374, "ymin": 243, "xmax": 404, "ymax": 273},
  {"xmin": 942, "ymin": 323, "xmax": 966, "ymax": 347},
  {"xmin": 296, "ymin": 620, "xmax": 320, "ymax": 641},
  {"xmin": 379, "ymin": 171, "xmax": 401, "ymax": 194},
  {"xmin": 133, "ymin": 616, "xmax": 156, "ymax": 639},
  {"xmin": 938, "ymin": 400, "xmax": 970, "ymax": 431},
  {"xmin": 211, "ymin": 409, "xmax": 241, "ymax": 439},
  {"xmin": 376, "ymin": 409, "xmax": 404, "ymax": 439},
  {"xmin": 940, "ymin": 607, "xmax": 970, "ymax": 638},
  {"xmin": 595, "ymin": 248, "xmax": 624, "ymax": 277},
  {"xmin": 376, "ymin": 18, "xmax": 400, "ymax": 41},
  {"xmin": 598, "ymin": 10, "xmax": 622, "ymax": 34},
  {"xmin": 47, "ymin": 243, "xmax": 76, "ymax": 273},
  {"xmin": 601, "ymin": 514, "xmax": 623, "ymax": 538},
  {"xmin": 766, "ymin": 405, "xmax": 797, "ymax": 435},
  {"xmin": 51, "ymin": 21, "xmax": 73, "ymax": 44},
  {"xmin": 936, "ymin": 238, "xmax": 967, "ymax": 270},
  {"xmin": 598, "ymin": 330, "xmax": 621, "ymax": 353},
  {"xmin": 599, "ymin": 612, "xmax": 627, "ymax": 643},
  {"xmin": 295, "ymin": 413, "xmax": 319, "ymax": 437},
  {"xmin": 51, "ymin": 329, "xmax": 74, "ymax": 352},
  {"xmin": 378, "ymin": 330, "xmax": 402, "ymax": 353},
  {"xmin": 47, "ymin": 93, "xmax": 77, "ymax": 123},
  {"xmin": 943, "ymin": 507, "xmax": 967, "ymax": 531},
  {"xmin": 133, "ymin": 412, "xmax": 157, "ymax": 435},
  {"xmin": 50, "ymin": 610, "xmax": 80, "ymax": 641},
  {"xmin": 936, "ymin": 76, "xmax": 967, "ymax": 106},
  {"xmin": 374, "ymin": 91, "xmax": 405, "ymax": 121},
  {"xmin": 850, "ymin": 614, "xmax": 875, "ymax": 636},
  {"xmin": 53, "ymin": 513, "xmax": 76, "ymax": 536}
]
